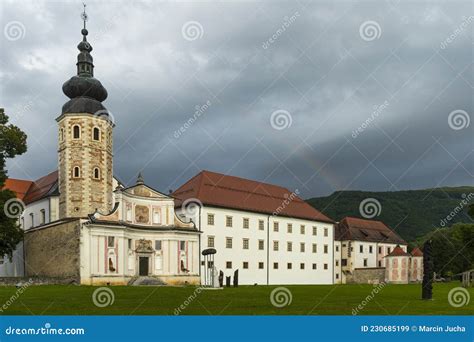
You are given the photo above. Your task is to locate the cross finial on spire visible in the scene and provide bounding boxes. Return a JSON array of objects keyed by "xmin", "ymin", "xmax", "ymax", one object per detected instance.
[{"xmin": 81, "ymin": 3, "xmax": 88, "ymax": 30}]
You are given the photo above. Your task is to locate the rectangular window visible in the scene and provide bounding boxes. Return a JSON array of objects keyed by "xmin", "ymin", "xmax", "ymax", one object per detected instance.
[
  {"xmin": 180, "ymin": 241, "xmax": 186, "ymax": 251},
  {"xmin": 287, "ymin": 262, "xmax": 292, "ymax": 269},
  {"xmin": 258, "ymin": 262, "xmax": 264, "ymax": 269},
  {"xmin": 273, "ymin": 262, "xmax": 278, "ymax": 269},
  {"xmin": 226, "ymin": 237, "xmax": 232, "ymax": 249},
  {"xmin": 359, "ymin": 245, "xmax": 363, "ymax": 253},
  {"xmin": 312, "ymin": 243, "xmax": 317, "ymax": 253},
  {"xmin": 258, "ymin": 220, "xmax": 264, "ymax": 230},
  {"xmin": 300, "ymin": 263, "xmax": 305, "ymax": 270},
  {"xmin": 324, "ymin": 263, "xmax": 328, "ymax": 270},
  {"xmin": 273, "ymin": 241, "xmax": 279, "ymax": 251},
  {"xmin": 40, "ymin": 209, "xmax": 46, "ymax": 225},
  {"xmin": 369, "ymin": 246, "xmax": 373, "ymax": 254},
  {"xmin": 287, "ymin": 241, "xmax": 292, "ymax": 252},
  {"xmin": 335, "ymin": 260, "xmax": 339, "ymax": 266},
  {"xmin": 335, "ymin": 245, "xmax": 339, "ymax": 252},
  {"xmin": 155, "ymin": 240, "xmax": 162, "ymax": 250},
  {"xmin": 324, "ymin": 244, "xmax": 328, "ymax": 254},
  {"xmin": 128, "ymin": 239, "xmax": 132, "ymax": 250},
  {"xmin": 226, "ymin": 216, "xmax": 233, "ymax": 227},
  {"xmin": 243, "ymin": 238, "xmax": 249, "ymax": 250},
  {"xmin": 300, "ymin": 243, "xmax": 305, "ymax": 253},
  {"xmin": 378, "ymin": 246, "xmax": 382, "ymax": 254},
  {"xmin": 336, "ymin": 273, "xmax": 339, "ymax": 279},
  {"xmin": 258, "ymin": 240, "xmax": 264, "ymax": 250},
  {"xmin": 364, "ymin": 259, "xmax": 368, "ymax": 267},
  {"xmin": 207, "ymin": 236, "xmax": 215, "ymax": 248},
  {"xmin": 243, "ymin": 261, "xmax": 249, "ymax": 269},
  {"xmin": 324, "ymin": 227, "xmax": 328, "ymax": 237},
  {"xmin": 387, "ymin": 247, "xmax": 391, "ymax": 254},
  {"xmin": 287, "ymin": 223, "xmax": 292, "ymax": 233},
  {"xmin": 30, "ymin": 213, "xmax": 34, "ymax": 228},
  {"xmin": 300, "ymin": 225, "xmax": 305, "ymax": 235},
  {"xmin": 341, "ymin": 259, "xmax": 347, "ymax": 266},
  {"xmin": 273, "ymin": 221, "xmax": 279, "ymax": 232},
  {"xmin": 207, "ymin": 213, "xmax": 215, "ymax": 226},
  {"xmin": 312, "ymin": 226, "xmax": 317, "ymax": 236},
  {"xmin": 378, "ymin": 260, "xmax": 382, "ymax": 267},
  {"xmin": 243, "ymin": 218, "xmax": 249, "ymax": 229},
  {"xmin": 312, "ymin": 263, "xmax": 317, "ymax": 270},
  {"xmin": 226, "ymin": 261, "xmax": 232, "ymax": 269},
  {"xmin": 107, "ymin": 236, "xmax": 115, "ymax": 248}
]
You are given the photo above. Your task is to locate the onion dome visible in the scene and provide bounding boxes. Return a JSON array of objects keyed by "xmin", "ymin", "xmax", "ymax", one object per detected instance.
[{"xmin": 61, "ymin": 6, "xmax": 108, "ymax": 115}]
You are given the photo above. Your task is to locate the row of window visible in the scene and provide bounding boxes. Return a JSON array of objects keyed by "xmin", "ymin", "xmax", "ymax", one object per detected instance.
[
  {"xmin": 224, "ymin": 261, "xmax": 329, "ymax": 270},
  {"xmin": 114, "ymin": 238, "xmax": 186, "ymax": 251},
  {"xmin": 341, "ymin": 243, "xmax": 393, "ymax": 255},
  {"xmin": 71, "ymin": 166, "xmax": 101, "ymax": 179},
  {"xmin": 208, "ymin": 236, "xmax": 330, "ymax": 253},
  {"xmin": 60, "ymin": 125, "xmax": 104, "ymax": 141},
  {"xmin": 21, "ymin": 209, "xmax": 47, "ymax": 228},
  {"xmin": 207, "ymin": 214, "xmax": 329, "ymax": 236}
]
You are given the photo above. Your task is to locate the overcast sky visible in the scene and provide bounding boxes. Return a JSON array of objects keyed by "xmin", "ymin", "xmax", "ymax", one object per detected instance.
[{"xmin": 1, "ymin": 0, "xmax": 472, "ymax": 198}]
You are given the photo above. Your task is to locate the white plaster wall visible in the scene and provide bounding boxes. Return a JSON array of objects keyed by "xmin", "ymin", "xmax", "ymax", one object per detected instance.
[{"xmin": 177, "ymin": 206, "xmax": 335, "ymax": 285}]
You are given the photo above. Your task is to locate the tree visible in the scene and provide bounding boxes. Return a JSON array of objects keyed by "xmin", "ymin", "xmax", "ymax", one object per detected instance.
[
  {"xmin": 469, "ymin": 204, "xmax": 474, "ymax": 219},
  {"xmin": 0, "ymin": 108, "xmax": 27, "ymax": 259}
]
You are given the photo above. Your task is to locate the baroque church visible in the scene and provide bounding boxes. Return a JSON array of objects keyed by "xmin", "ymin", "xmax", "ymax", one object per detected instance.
[{"xmin": 1, "ymin": 12, "xmax": 422, "ymax": 286}]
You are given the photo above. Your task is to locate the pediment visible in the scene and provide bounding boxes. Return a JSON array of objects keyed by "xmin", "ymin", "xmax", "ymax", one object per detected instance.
[{"xmin": 122, "ymin": 184, "xmax": 171, "ymax": 199}]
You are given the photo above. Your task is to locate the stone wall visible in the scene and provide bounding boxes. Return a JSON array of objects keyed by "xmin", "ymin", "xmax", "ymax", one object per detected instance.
[
  {"xmin": 24, "ymin": 220, "xmax": 81, "ymax": 281},
  {"xmin": 347, "ymin": 267, "xmax": 386, "ymax": 284}
]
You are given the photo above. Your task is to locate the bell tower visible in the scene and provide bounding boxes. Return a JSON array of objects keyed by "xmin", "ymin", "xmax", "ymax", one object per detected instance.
[{"xmin": 57, "ymin": 4, "xmax": 114, "ymax": 218}]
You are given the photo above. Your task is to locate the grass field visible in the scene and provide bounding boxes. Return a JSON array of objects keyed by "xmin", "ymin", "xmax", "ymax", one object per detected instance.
[{"xmin": 0, "ymin": 282, "xmax": 471, "ymax": 315}]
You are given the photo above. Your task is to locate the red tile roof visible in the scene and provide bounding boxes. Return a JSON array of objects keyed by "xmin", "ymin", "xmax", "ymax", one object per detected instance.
[
  {"xmin": 4, "ymin": 171, "xmax": 59, "ymax": 204},
  {"xmin": 2, "ymin": 179, "xmax": 33, "ymax": 200},
  {"xmin": 335, "ymin": 216, "xmax": 406, "ymax": 245},
  {"xmin": 411, "ymin": 247, "xmax": 423, "ymax": 257},
  {"xmin": 385, "ymin": 245, "xmax": 410, "ymax": 257},
  {"xmin": 172, "ymin": 170, "xmax": 333, "ymax": 223}
]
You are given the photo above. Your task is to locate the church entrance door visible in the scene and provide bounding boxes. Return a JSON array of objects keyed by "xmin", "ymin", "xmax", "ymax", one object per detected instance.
[{"xmin": 139, "ymin": 257, "xmax": 149, "ymax": 276}]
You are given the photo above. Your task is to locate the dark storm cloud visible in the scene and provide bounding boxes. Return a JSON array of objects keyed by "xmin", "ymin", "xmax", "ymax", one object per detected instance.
[{"xmin": 1, "ymin": 0, "xmax": 472, "ymax": 197}]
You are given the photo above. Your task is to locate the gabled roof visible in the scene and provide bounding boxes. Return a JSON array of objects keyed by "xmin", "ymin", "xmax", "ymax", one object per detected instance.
[
  {"xmin": 4, "ymin": 171, "xmax": 59, "ymax": 204},
  {"xmin": 385, "ymin": 245, "xmax": 411, "ymax": 257},
  {"xmin": 22, "ymin": 170, "xmax": 59, "ymax": 204},
  {"xmin": 335, "ymin": 216, "xmax": 406, "ymax": 245},
  {"xmin": 411, "ymin": 247, "xmax": 423, "ymax": 257},
  {"xmin": 3, "ymin": 178, "xmax": 33, "ymax": 200},
  {"xmin": 172, "ymin": 170, "xmax": 333, "ymax": 223}
]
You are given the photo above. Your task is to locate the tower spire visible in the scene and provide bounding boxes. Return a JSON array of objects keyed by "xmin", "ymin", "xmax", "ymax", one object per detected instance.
[{"xmin": 81, "ymin": 3, "xmax": 88, "ymax": 30}]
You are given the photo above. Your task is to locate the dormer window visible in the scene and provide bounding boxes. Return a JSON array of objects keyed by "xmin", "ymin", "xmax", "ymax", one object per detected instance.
[
  {"xmin": 93, "ymin": 127, "xmax": 100, "ymax": 141},
  {"xmin": 73, "ymin": 125, "xmax": 81, "ymax": 139}
]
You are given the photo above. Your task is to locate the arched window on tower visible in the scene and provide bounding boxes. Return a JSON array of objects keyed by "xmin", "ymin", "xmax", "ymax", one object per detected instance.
[
  {"xmin": 93, "ymin": 167, "xmax": 100, "ymax": 180},
  {"xmin": 73, "ymin": 166, "xmax": 81, "ymax": 178},
  {"xmin": 73, "ymin": 125, "xmax": 81, "ymax": 139},
  {"xmin": 93, "ymin": 127, "xmax": 100, "ymax": 141},
  {"xmin": 60, "ymin": 128, "xmax": 64, "ymax": 141}
]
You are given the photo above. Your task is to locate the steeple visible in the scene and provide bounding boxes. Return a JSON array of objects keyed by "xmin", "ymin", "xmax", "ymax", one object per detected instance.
[{"xmin": 61, "ymin": 3, "xmax": 108, "ymax": 115}]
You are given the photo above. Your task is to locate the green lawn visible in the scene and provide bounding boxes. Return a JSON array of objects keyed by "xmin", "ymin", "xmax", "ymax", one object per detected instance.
[{"xmin": 0, "ymin": 282, "xmax": 471, "ymax": 315}]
